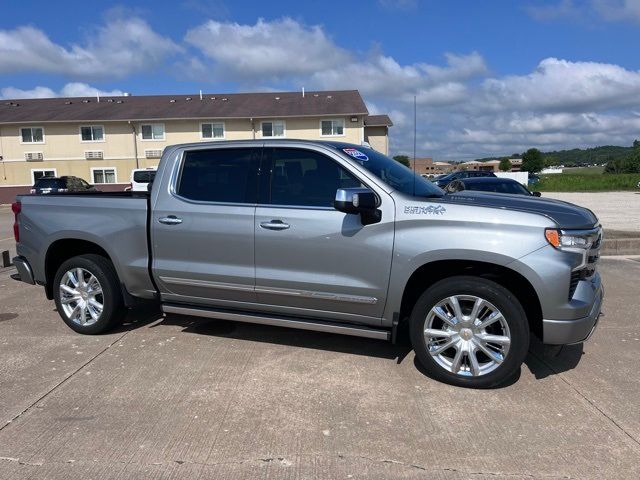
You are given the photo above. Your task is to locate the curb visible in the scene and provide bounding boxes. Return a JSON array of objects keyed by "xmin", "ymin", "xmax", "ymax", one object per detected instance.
[{"xmin": 601, "ymin": 237, "xmax": 640, "ymax": 256}]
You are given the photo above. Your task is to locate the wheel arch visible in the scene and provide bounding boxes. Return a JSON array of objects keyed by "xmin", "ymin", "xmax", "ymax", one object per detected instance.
[
  {"xmin": 44, "ymin": 239, "xmax": 132, "ymax": 306},
  {"xmin": 399, "ymin": 260, "xmax": 543, "ymax": 339}
]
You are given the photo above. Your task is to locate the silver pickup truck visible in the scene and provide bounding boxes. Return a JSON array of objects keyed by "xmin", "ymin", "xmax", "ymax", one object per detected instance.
[{"xmin": 11, "ymin": 140, "xmax": 603, "ymax": 388}]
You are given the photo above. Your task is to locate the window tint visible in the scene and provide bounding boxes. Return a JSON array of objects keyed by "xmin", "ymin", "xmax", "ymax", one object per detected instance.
[
  {"xmin": 133, "ymin": 170, "xmax": 156, "ymax": 183},
  {"xmin": 268, "ymin": 148, "xmax": 362, "ymax": 207},
  {"xmin": 35, "ymin": 178, "xmax": 63, "ymax": 188},
  {"xmin": 177, "ymin": 148, "xmax": 258, "ymax": 203}
]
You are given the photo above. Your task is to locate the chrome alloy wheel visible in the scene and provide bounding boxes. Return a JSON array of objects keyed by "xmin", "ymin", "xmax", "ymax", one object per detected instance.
[
  {"xmin": 59, "ymin": 268, "xmax": 104, "ymax": 326},
  {"xmin": 424, "ymin": 295, "xmax": 511, "ymax": 377}
]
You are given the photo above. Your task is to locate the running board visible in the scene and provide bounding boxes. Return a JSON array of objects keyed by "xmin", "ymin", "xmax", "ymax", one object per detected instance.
[{"xmin": 162, "ymin": 303, "xmax": 390, "ymax": 341}]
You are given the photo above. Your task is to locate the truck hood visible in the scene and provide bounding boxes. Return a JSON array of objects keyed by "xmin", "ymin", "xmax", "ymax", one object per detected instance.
[{"xmin": 442, "ymin": 191, "xmax": 598, "ymax": 229}]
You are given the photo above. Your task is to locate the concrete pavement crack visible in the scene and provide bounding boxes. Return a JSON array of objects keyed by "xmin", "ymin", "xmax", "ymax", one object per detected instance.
[
  {"xmin": 0, "ymin": 330, "xmax": 131, "ymax": 432},
  {"xmin": 530, "ymin": 350, "xmax": 640, "ymax": 449},
  {"xmin": 0, "ymin": 454, "xmax": 573, "ymax": 477}
]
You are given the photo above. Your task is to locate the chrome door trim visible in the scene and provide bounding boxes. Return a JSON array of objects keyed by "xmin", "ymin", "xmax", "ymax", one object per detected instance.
[
  {"xmin": 160, "ymin": 276, "xmax": 378, "ymax": 304},
  {"xmin": 255, "ymin": 285, "xmax": 378, "ymax": 304},
  {"xmin": 159, "ymin": 276, "xmax": 254, "ymax": 292}
]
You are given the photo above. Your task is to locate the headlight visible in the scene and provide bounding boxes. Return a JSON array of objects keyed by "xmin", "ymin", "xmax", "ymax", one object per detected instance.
[{"xmin": 545, "ymin": 228, "xmax": 598, "ymax": 250}]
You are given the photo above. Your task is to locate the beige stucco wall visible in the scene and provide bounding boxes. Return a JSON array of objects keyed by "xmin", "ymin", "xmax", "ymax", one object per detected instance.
[
  {"xmin": 364, "ymin": 126, "xmax": 389, "ymax": 155},
  {"xmin": 0, "ymin": 116, "xmax": 369, "ymax": 186}
]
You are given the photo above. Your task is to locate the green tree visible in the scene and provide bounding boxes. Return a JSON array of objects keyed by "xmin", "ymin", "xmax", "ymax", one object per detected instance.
[
  {"xmin": 498, "ymin": 158, "xmax": 512, "ymax": 172},
  {"xmin": 521, "ymin": 148, "xmax": 544, "ymax": 173},
  {"xmin": 393, "ymin": 155, "xmax": 411, "ymax": 168}
]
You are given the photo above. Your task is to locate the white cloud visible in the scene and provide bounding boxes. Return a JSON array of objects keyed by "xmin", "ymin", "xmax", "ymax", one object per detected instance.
[
  {"xmin": 481, "ymin": 58, "xmax": 640, "ymax": 112},
  {"xmin": 592, "ymin": 0, "xmax": 640, "ymax": 21},
  {"xmin": 378, "ymin": 0, "xmax": 418, "ymax": 10},
  {"xmin": 526, "ymin": 0, "xmax": 640, "ymax": 23},
  {"xmin": 0, "ymin": 83, "xmax": 124, "ymax": 100},
  {"xmin": 184, "ymin": 18, "xmax": 349, "ymax": 81},
  {"xmin": 0, "ymin": 18, "xmax": 180, "ymax": 79}
]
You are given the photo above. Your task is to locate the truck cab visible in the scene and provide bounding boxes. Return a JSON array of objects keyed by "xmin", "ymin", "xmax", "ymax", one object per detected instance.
[{"xmin": 11, "ymin": 140, "xmax": 603, "ymax": 388}]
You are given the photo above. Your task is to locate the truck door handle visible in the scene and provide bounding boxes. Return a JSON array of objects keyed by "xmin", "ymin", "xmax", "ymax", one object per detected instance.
[
  {"xmin": 158, "ymin": 216, "xmax": 183, "ymax": 225},
  {"xmin": 260, "ymin": 220, "xmax": 290, "ymax": 230}
]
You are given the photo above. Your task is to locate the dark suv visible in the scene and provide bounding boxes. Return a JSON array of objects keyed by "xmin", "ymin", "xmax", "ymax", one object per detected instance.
[
  {"xmin": 434, "ymin": 170, "xmax": 496, "ymax": 188},
  {"xmin": 31, "ymin": 176, "xmax": 97, "ymax": 194}
]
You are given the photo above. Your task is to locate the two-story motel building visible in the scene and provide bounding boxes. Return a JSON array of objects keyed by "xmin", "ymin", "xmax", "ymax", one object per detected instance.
[{"xmin": 0, "ymin": 90, "xmax": 392, "ymax": 203}]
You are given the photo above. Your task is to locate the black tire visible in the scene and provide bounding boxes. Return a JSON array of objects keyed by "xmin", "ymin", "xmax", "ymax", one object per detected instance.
[
  {"xmin": 410, "ymin": 276, "xmax": 529, "ymax": 388},
  {"xmin": 53, "ymin": 254, "xmax": 125, "ymax": 334}
]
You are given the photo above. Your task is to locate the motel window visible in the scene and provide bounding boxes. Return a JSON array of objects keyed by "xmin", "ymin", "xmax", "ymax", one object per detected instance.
[
  {"xmin": 201, "ymin": 122, "xmax": 225, "ymax": 139},
  {"xmin": 21, "ymin": 127, "xmax": 44, "ymax": 143},
  {"xmin": 320, "ymin": 119, "xmax": 345, "ymax": 136},
  {"xmin": 31, "ymin": 169, "xmax": 56, "ymax": 183},
  {"xmin": 92, "ymin": 168, "xmax": 117, "ymax": 184},
  {"xmin": 81, "ymin": 125, "xmax": 105, "ymax": 142},
  {"xmin": 262, "ymin": 120, "xmax": 285, "ymax": 138},
  {"xmin": 141, "ymin": 124, "xmax": 165, "ymax": 140}
]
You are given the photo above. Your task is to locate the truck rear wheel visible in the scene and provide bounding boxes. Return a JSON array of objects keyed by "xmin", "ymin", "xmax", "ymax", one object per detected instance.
[
  {"xmin": 410, "ymin": 276, "xmax": 529, "ymax": 388},
  {"xmin": 53, "ymin": 254, "xmax": 125, "ymax": 334}
]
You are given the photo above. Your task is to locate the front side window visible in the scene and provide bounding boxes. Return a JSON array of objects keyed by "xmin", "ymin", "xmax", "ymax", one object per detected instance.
[
  {"xmin": 81, "ymin": 125, "xmax": 104, "ymax": 142},
  {"xmin": 321, "ymin": 119, "xmax": 345, "ymax": 136},
  {"xmin": 177, "ymin": 148, "xmax": 259, "ymax": 203},
  {"xmin": 201, "ymin": 122, "xmax": 225, "ymax": 139},
  {"xmin": 141, "ymin": 124, "xmax": 165, "ymax": 140},
  {"xmin": 21, "ymin": 127, "xmax": 44, "ymax": 143},
  {"xmin": 262, "ymin": 120, "xmax": 285, "ymax": 137},
  {"xmin": 267, "ymin": 148, "xmax": 362, "ymax": 207},
  {"xmin": 92, "ymin": 168, "xmax": 116, "ymax": 184}
]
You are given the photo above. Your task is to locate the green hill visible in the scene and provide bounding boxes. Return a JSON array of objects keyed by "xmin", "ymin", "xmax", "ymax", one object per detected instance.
[{"xmin": 475, "ymin": 145, "xmax": 634, "ymax": 167}]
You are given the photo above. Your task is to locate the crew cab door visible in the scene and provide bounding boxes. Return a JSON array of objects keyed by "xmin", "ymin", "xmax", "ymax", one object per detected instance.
[
  {"xmin": 151, "ymin": 146, "xmax": 260, "ymax": 307},
  {"xmin": 254, "ymin": 146, "xmax": 394, "ymax": 326}
]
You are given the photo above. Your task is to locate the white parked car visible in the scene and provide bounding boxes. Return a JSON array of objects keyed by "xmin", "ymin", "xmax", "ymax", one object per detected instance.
[{"xmin": 126, "ymin": 168, "xmax": 157, "ymax": 192}]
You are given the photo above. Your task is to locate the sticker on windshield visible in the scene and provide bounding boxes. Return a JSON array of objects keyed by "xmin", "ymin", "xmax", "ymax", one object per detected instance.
[{"xmin": 343, "ymin": 148, "xmax": 369, "ymax": 161}]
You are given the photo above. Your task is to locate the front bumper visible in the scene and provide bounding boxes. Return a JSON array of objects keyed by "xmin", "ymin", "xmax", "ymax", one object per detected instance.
[
  {"xmin": 11, "ymin": 256, "xmax": 35, "ymax": 285},
  {"xmin": 543, "ymin": 280, "xmax": 603, "ymax": 345}
]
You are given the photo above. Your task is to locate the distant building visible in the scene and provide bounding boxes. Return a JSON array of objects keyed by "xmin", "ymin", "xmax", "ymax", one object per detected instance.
[
  {"xmin": 409, "ymin": 157, "xmax": 455, "ymax": 175},
  {"xmin": 0, "ymin": 89, "xmax": 392, "ymax": 203},
  {"xmin": 458, "ymin": 158, "xmax": 522, "ymax": 172}
]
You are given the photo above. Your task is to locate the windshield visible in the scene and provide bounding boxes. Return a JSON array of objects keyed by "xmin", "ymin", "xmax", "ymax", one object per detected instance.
[{"xmin": 338, "ymin": 146, "xmax": 444, "ymax": 198}]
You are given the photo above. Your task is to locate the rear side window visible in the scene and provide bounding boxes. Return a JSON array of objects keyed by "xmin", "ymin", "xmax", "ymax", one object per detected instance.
[
  {"xmin": 133, "ymin": 171, "xmax": 156, "ymax": 183},
  {"xmin": 177, "ymin": 148, "xmax": 259, "ymax": 203},
  {"xmin": 267, "ymin": 148, "xmax": 362, "ymax": 207}
]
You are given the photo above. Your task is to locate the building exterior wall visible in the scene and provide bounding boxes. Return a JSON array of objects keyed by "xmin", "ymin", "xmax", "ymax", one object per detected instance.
[
  {"xmin": 364, "ymin": 126, "xmax": 389, "ymax": 155},
  {"xmin": 0, "ymin": 115, "xmax": 372, "ymax": 203}
]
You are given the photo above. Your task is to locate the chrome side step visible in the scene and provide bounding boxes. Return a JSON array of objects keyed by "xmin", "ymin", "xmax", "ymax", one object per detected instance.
[{"xmin": 161, "ymin": 303, "xmax": 390, "ymax": 341}]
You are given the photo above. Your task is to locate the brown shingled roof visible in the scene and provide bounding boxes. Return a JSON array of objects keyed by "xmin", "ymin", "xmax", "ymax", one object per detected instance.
[
  {"xmin": 364, "ymin": 114, "xmax": 393, "ymax": 127},
  {"xmin": 0, "ymin": 90, "xmax": 369, "ymax": 124}
]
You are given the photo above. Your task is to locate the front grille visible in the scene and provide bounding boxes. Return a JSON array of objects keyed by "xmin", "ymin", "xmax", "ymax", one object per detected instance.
[{"xmin": 568, "ymin": 227, "xmax": 602, "ymax": 300}]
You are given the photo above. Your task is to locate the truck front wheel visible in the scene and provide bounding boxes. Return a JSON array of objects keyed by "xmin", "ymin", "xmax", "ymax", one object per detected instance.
[
  {"xmin": 410, "ymin": 276, "xmax": 529, "ymax": 388},
  {"xmin": 53, "ymin": 254, "xmax": 125, "ymax": 334}
]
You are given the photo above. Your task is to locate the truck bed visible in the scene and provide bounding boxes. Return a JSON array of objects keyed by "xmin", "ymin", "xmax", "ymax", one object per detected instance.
[{"xmin": 16, "ymin": 191, "xmax": 156, "ymax": 300}]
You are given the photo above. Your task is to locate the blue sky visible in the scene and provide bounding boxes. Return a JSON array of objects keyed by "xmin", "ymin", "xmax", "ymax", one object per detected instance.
[{"xmin": 1, "ymin": 0, "xmax": 640, "ymax": 159}]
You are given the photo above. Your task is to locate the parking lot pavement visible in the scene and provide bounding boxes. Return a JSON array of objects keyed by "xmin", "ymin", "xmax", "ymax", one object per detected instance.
[
  {"xmin": 0, "ymin": 206, "xmax": 15, "ymax": 263},
  {"xmin": 544, "ymin": 192, "xmax": 640, "ymax": 232},
  {"xmin": 0, "ymin": 258, "xmax": 638, "ymax": 479}
]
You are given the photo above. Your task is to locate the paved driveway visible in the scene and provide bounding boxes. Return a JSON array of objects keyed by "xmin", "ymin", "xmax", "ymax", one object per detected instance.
[
  {"xmin": 1, "ymin": 257, "xmax": 639, "ymax": 479},
  {"xmin": 544, "ymin": 192, "xmax": 640, "ymax": 232}
]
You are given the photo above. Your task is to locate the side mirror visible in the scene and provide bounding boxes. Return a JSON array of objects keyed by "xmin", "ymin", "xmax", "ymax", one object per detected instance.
[
  {"xmin": 334, "ymin": 188, "xmax": 381, "ymax": 225},
  {"xmin": 532, "ymin": 191, "xmax": 542, "ymax": 197}
]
